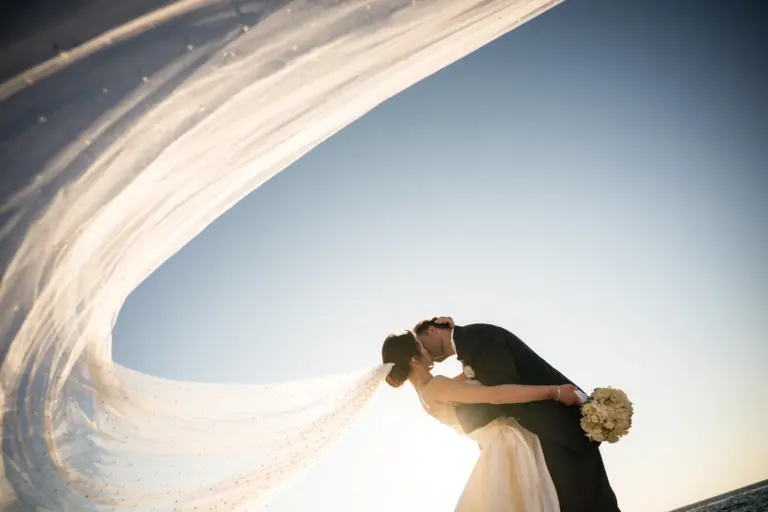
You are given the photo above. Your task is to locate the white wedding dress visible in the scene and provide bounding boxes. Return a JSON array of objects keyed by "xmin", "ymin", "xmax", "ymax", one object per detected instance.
[{"xmin": 418, "ymin": 388, "xmax": 560, "ymax": 512}]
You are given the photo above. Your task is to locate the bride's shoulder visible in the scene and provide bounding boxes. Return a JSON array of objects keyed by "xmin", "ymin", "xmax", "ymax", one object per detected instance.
[
  {"xmin": 422, "ymin": 375, "xmax": 451, "ymax": 396},
  {"xmin": 419, "ymin": 376, "xmax": 452, "ymax": 407},
  {"xmin": 423, "ymin": 375, "xmax": 482, "ymax": 401},
  {"xmin": 429, "ymin": 375, "xmax": 452, "ymax": 386}
]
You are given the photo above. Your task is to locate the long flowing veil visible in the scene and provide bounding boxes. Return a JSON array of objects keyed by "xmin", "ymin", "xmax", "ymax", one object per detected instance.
[{"xmin": 0, "ymin": 0, "xmax": 562, "ymax": 509}]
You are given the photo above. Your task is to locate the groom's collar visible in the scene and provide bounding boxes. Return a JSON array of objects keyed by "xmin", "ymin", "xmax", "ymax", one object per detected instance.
[
  {"xmin": 451, "ymin": 325, "xmax": 470, "ymax": 361},
  {"xmin": 451, "ymin": 325, "xmax": 477, "ymax": 364}
]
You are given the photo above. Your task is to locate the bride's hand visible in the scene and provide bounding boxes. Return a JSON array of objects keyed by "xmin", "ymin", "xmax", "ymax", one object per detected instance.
[
  {"xmin": 433, "ymin": 316, "xmax": 455, "ymax": 328},
  {"xmin": 555, "ymin": 384, "xmax": 581, "ymax": 406}
]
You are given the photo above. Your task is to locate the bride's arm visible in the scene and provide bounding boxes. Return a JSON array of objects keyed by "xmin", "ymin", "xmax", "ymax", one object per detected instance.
[
  {"xmin": 426, "ymin": 376, "xmax": 576, "ymax": 405},
  {"xmin": 452, "ymin": 373, "xmax": 467, "ymax": 382}
]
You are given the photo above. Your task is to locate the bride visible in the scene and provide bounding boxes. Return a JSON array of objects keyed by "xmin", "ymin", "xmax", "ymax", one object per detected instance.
[{"xmin": 381, "ymin": 330, "xmax": 581, "ymax": 512}]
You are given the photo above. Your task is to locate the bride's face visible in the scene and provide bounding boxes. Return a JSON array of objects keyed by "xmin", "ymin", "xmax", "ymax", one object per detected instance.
[{"xmin": 413, "ymin": 338, "xmax": 434, "ymax": 370}]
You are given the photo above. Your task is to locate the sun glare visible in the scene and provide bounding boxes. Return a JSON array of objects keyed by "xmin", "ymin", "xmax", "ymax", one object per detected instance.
[{"xmin": 270, "ymin": 357, "xmax": 480, "ymax": 511}]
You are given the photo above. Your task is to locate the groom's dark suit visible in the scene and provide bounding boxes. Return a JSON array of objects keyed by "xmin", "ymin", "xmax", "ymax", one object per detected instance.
[{"xmin": 453, "ymin": 323, "xmax": 620, "ymax": 512}]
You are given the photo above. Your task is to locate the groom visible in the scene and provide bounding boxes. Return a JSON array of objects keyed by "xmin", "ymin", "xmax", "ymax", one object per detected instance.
[{"xmin": 413, "ymin": 317, "xmax": 620, "ymax": 512}]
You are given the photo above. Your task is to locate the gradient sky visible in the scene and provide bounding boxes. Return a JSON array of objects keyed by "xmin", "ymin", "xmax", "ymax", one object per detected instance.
[{"xmin": 112, "ymin": 1, "xmax": 767, "ymax": 510}]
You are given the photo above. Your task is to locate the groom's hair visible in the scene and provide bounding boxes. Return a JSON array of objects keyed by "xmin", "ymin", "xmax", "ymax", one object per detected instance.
[{"xmin": 413, "ymin": 318, "xmax": 452, "ymax": 335}]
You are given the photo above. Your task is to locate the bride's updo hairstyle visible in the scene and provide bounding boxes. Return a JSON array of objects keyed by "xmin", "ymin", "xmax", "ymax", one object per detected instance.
[{"xmin": 381, "ymin": 331, "xmax": 420, "ymax": 388}]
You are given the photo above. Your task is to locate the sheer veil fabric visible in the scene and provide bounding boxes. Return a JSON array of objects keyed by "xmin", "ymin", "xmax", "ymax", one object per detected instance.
[{"xmin": 0, "ymin": 0, "xmax": 562, "ymax": 509}]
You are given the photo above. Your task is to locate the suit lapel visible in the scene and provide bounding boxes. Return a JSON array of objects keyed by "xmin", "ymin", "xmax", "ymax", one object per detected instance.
[{"xmin": 452, "ymin": 326, "xmax": 471, "ymax": 363}]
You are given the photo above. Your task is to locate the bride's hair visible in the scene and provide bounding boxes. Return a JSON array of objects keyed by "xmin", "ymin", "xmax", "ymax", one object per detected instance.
[{"xmin": 381, "ymin": 331, "xmax": 420, "ymax": 388}]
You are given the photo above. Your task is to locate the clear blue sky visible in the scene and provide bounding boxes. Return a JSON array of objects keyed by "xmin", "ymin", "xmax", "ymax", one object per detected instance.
[{"xmin": 113, "ymin": 1, "xmax": 767, "ymax": 510}]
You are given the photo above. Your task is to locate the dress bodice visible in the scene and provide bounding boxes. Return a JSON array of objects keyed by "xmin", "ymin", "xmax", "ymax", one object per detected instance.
[
  {"xmin": 417, "ymin": 392, "xmax": 465, "ymax": 434},
  {"xmin": 417, "ymin": 376, "xmax": 483, "ymax": 435}
]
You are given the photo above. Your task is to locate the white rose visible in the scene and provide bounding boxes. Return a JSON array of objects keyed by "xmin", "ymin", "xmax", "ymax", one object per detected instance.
[{"xmin": 463, "ymin": 365, "xmax": 475, "ymax": 379}]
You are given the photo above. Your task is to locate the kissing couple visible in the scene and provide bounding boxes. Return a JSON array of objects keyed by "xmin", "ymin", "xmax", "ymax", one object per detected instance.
[{"xmin": 381, "ymin": 317, "xmax": 621, "ymax": 512}]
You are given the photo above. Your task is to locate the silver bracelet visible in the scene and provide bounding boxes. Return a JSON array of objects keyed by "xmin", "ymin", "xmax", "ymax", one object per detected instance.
[{"xmin": 555, "ymin": 385, "xmax": 561, "ymax": 401}]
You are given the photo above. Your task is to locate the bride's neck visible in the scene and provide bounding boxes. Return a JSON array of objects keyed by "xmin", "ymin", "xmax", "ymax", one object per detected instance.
[{"xmin": 409, "ymin": 367, "xmax": 432, "ymax": 389}]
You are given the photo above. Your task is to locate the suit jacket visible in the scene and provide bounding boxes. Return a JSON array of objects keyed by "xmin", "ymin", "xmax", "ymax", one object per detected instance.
[{"xmin": 453, "ymin": 323, "xmax": 591, "ymax": 451}]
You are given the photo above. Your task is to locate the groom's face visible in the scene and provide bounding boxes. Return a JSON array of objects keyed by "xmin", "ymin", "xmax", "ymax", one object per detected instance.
[{"xmin": 415, "ymin": 327, "xmax": 446, "ymax": 362}]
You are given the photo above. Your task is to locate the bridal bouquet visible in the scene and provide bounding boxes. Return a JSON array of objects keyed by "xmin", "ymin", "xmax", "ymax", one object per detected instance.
[{"xmin": 579, "ymin": 387, "xmax": 633, "ymax": 444}]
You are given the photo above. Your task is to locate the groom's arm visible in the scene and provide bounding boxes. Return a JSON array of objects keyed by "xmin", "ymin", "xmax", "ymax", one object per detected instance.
[{"xmin": 454, "ymin": 322, "xmax": 592, "ymax": 448}]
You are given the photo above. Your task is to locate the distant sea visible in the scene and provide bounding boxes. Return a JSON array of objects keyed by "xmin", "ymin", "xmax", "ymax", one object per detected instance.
[{"xmin": 671, "ymin": 480, "xmax": 768, "ymax": 512}]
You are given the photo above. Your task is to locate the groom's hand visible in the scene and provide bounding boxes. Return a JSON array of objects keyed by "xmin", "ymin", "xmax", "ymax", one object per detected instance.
[
  {"xmin": 433, "ymin": 316, "xmax": 455, "ymax": 328},
  {"xmin": 556, "ymin": 384, "xmax": 582, "ymax": 406}
]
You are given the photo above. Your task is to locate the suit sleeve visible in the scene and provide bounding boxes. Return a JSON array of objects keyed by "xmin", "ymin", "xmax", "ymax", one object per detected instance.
[{"xmin": 457, "ymin": 324, "xmax": 591, "ymax": 450}]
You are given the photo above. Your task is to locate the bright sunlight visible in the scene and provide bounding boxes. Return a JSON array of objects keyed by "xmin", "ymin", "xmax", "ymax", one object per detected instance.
[{"xmin": 272, "ymin": 358, "xmax": 481, "ymax": 512}]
